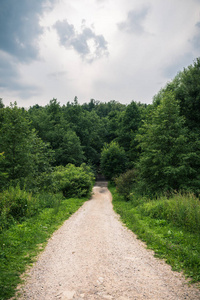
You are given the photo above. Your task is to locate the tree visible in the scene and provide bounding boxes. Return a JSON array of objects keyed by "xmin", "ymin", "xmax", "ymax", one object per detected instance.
[
  {"xmin": 106, "ymin": 110, "xmax": 123, "ymax": 143},
  {"xmin": 0, "ymin": 152, "xmax": 8, "ymax": 187},
  {"xmin": 55, "ymin": 130, "xmax": 84, "ymax": 166},
  {"xmin": 154, "ymin": 58, "xmax": 200, "ymax": 133},
  {"xmin": 0, "ymin": 103, "xmax": 33, "ymax": 182},
  {"xmin": 0, "ymin": 98, "xmax": 4, "ymax": 109},
  {"xmin": 175, "ymin": 58, "xmax": 200, "ymax": 132},
  {"xmin": 100, "ymin": 141, "xmax": 127, "ymax": 180},
  {"xmin": 117, "ymin": 101, "xmax": 142, "ymax": 167},
  {"xmin": 0, "ymin": 103, "xmax": 54, "ymax": 189},
  {"xmin": 136, "ymin": 91, "xmax": 194, "ymax": 195}
]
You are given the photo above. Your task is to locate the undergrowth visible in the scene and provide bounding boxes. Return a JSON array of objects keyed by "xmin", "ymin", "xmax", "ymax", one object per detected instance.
[
  {"xmin": 0, "ymin": 195, "xmax": 86, "ymax": 300},
  {"xmin": 109, "ymin": 183, "xmax": 200, "ymax": 284}
]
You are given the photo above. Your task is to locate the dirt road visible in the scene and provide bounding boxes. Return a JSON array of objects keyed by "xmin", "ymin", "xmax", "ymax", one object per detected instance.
[{"xmin": 18, "ymin": 182, "xmax": 200, "ymax": 299}]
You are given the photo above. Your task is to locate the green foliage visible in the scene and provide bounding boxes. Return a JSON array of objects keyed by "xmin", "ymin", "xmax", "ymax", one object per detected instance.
[
  {"xmin": 0, "ymin": 186, "xmax": 30, "ymax": 230},
  {"xmin": 136, "ymin": 91, "xmax": 194, "ymax": 196},
  {"xmin": 0, "ymin": 161, "xmax": 94, "ymax": 232},
  {"xmin": 0, "ymin": 103, "xmax": 32, "ymax": 182},
  {"xmin": 0, "ymin": 185, "xmax": 65, "ymax": 232},
  {"xmin": 110, "ymin": 185, "xmax": 200, "ymax": 283},
  {"xmin": 114, "ymin": 169, "xmax": 136, "ymax": 200},
  {"xmin": 138, "ymin": 192, "xmax": 200, "ymax": 234},
  {"xmin": 100, "ymin": 141, "xmax": 127, "ymax": 180},
  {"xmin": 29, "ymin": 98, "xmax": 108, "ymax": 169},
  {"xmin": 82, "ymin": 99, "xmax": 126, "ymax": 118},
  {"xmin": 52, "ymin": 163, "xmax": 95, "ymax": 198},
  {"xmin": 0, "ymin": 152, "xmax": 8, "ymax": 186},
  {"xmin": 175, "ymin": 58, "xmax": 200, "ymax": 132},
  {"xmin": 74, "ymin": 110, "xmax": 106, "ymax": 167},
  {"xmin": 27, "ymin": 98, "xmax": 143, "ymax": 171},
  {"xmin": 117, "ymin": 101, "xmax": 142, "ymax": 166},
  {"xmin": 143, "ymin": 58, "xmax": 200, "ymax": 196},
  {"xmin": 105, "ymin": 110, "xmax": 122, "ymax": 143},
  {"xmin": 55, "ymin": 129, "xmax": 84, "ymax": 166},
  {"xmin": 0, "ymin": 103, "xmax": 54, "ymax": 190}
]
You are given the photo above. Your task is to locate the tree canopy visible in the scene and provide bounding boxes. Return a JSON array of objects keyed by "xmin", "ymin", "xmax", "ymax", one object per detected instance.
[{"xmin": 1, "ymin": 57, "xmax": 200, "ymax": 196}]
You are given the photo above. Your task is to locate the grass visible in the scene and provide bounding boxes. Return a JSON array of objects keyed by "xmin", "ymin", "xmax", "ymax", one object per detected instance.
[
  {"xmin": 0, "ymin": 195, "xmax": 87, "ymax": 300},
  {"xmin": 109, "ymin": 184, "xmax": 200, "ymax": 284}
]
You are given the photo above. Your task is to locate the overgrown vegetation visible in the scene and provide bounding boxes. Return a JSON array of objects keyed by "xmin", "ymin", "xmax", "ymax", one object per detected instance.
[
  {"xmin": 110, "ymin": 184, "xmax": 200, "ymax": 283},
  {"xmin": 0, "ymin": 165, "xmax": 94, "ymax": 233},
  {"xmin": 114, "ymin": 169, "xmax": 136, "ymax": 200},
  {"xmin": 51, "ymin": 163, "xmax": 95, "ymax": 198}
]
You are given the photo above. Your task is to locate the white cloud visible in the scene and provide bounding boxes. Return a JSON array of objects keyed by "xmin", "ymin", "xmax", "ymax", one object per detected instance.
[
  {"xmin": 53, "ymin": 19, "xmax": 108, "ymax": 63},
  {"xmin": 1, "ymin": 0, "xmax": 200, "ymax": 107},
  {"xmin": 118, "ymin": 6, "xmax": 150, "ymax": 35}
]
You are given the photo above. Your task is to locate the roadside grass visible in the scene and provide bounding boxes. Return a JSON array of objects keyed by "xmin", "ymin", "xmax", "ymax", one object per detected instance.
[
  {"xmin": 0, "ymin": 195, "xmax": 87, "ymax": 300},
  {"xmin": 109, "ymin": 184, "xmax": 200, "ymax": 284}
]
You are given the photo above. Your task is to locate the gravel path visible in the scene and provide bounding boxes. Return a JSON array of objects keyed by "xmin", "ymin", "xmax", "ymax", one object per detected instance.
[{"xmin": 18, "ymin": 182, "xmax": 200, "ymax": 299}]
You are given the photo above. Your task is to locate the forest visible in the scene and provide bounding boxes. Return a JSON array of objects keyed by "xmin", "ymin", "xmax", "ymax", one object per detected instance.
[
  {"xmin": 1, "ymin": 58, "xmax": 200, "ymax": 197},
  {"xmin": 1, "ymin": 58, "xmax": 200, "ymax": 298}
]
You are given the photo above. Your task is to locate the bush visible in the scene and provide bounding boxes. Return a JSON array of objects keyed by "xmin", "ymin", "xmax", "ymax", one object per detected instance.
[
  {"xmin": 0, "ymin": 185, "xmax": 65, "ymax": 231},
  {"xmin": 0, "ymin": 186, "xmax": 31, "ymax": 230},
  {"xmin": 0, "ymin": 163, "xmax": 94, "ymax": 231},
  {"xmin": 52, "ymin": 163, "xmax": 95, "ymax": 198},
  {"xmin": 115, "ymin": 169, "xmax": 136, "ymax": 200}
]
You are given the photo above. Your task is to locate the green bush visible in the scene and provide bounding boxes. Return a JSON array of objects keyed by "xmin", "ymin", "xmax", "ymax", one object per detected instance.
[
  {"xmin": 0, "ymin": 186, "xmax": 30, "ymax": 230},
  {"xmin": 115, "ymin": 169, "xmax": 136, "ymax": 200},
  {"xmin": 52, "ymin": 163, "xmax": 95, "ymax": 198},
  {"xmin": 0, "ymin": 185, "xmax": 65, "ymax": 231}
]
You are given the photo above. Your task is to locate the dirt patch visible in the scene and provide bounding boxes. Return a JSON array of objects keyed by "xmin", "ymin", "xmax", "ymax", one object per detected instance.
[{"xmin": 17, "ymin": 183, "xmax": 200, "ymax": 299}]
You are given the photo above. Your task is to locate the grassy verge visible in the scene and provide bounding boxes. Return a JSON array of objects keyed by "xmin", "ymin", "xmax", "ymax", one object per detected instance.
[
  {"xmin": 0, "ymin": 195, "xmax": 87, "ymax": 300},
  {"xmin": 109, "ymin": 184, "xmax": 200, "ymax": 284}
]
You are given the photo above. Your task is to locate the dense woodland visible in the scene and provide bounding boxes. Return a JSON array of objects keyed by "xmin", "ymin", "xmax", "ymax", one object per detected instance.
[
  {"xmin": 0, "ymin": 58, "xmax": 200, "ymax": 228},
  {"xmin": 1, "ymin": 58, "xmax": 200, "ymax": 196}
]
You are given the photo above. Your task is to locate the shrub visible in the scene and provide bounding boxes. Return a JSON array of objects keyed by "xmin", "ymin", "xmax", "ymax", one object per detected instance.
[
  {"xmin": 0, "ymin": 185, "xmax": 31, "ymax": 230},
  {"xmin": 0, "ymin": 185, "xmax": 66, "ymax": 232},
  {"xmin": 115, "ymin": 169, "xmax": 136, "ymax": 200},
  {"xmin": 52, "ymin": 163, "xmax": 95, "ymax": 198}
]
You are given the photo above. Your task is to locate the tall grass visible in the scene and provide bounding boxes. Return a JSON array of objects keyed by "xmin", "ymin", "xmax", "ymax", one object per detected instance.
[
  {"xmin": 138, "ymin": 192, "xmax": 200, "ymax": 234},
  {"xmin": 0, "ymin": 185, "xmax": 64, "ymax": 232}
]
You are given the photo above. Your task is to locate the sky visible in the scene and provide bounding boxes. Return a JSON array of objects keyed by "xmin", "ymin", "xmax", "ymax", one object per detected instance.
[{"xmin": 0, "ymin": 0, "xmax": 200, "ymax": 108}]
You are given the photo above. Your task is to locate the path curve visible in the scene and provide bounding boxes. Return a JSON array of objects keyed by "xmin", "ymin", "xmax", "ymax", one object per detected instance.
[{"xmin": 18, "ymin": 183, "xmax": 200, "ymax": 299}]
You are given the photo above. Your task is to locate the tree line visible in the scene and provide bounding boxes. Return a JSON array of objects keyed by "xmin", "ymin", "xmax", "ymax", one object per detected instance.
[{"xmin": 0, "ymin": 58, "xmax": 200, "ymax": 197}]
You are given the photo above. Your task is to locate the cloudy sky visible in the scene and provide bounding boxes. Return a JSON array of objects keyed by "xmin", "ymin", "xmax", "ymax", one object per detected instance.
[{"xmin": 1, "ymin": 0, "xmax": 200, "ymax": 107}]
